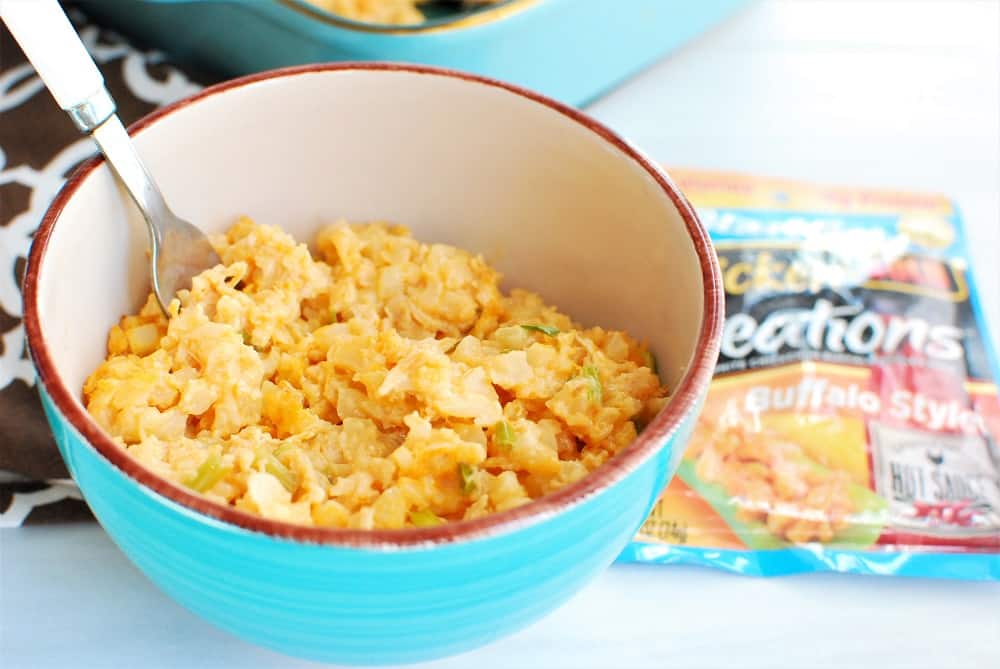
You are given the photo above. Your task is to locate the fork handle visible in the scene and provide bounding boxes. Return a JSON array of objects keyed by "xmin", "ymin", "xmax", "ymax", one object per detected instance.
[
  {"xmin": 1, "ymin": 0, "xmax": 115, "ymax": 131},
  {"xmin": 2, "ymin": 0, "xmax": 171, "ymax": 243}
]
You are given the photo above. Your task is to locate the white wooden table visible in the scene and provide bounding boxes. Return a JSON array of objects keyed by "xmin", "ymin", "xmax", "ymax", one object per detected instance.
[{"xmin": 3, "ymin": 1, "xmax": 999, "ymax": 667}]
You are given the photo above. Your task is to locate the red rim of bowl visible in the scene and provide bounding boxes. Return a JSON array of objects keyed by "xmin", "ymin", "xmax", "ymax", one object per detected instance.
[{"xmin": 22, "ymin": 62, "xmax": 723, "ymax": 548}]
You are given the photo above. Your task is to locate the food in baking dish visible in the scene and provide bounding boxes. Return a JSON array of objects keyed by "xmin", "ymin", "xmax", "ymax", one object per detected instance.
[{"xmin": 306, "ymin": 0, "xmax": 503, "ymax": 25}]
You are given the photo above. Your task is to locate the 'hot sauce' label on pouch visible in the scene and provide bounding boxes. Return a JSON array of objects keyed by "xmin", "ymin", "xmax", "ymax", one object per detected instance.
[
  {"xmin": 868, "ymin": 422, "xmax": 1000, "ymax": 538},
  {"xmin": 632, "ymin": 170, "xmax": 1000, "ymax": 569}
]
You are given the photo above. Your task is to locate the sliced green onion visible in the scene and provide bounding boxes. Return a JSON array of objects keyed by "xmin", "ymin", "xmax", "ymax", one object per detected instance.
[
  {"xmin": 266, "ymin": 460, "xmax": 297, "ymax": 493},
  {"xmin": 582, "ymin": 365, "xmax": 603, "ymax": 404},
  {"xmin": 494, "ymin": 420, "xmax": 516, "ymax": 450},
  {"xmin": 256, "ymin": 450, "xmax": 298, "ymax": 493},
  {"xmin": 521, "ymin": 324, "xmax": 560, "ymax": 336},
  {"xmin": 409, "ymin": 508, "xmax": 443, "ymax": 527},
  {"xmin": 644, "ymin": 350, "xmax": 659, "ymax": 375},
  {"xmin": 458, "ymin": 463, "xmax": 478, "ymax": 496},
  {"xmin": 184, "ymin": 453, "xmax": 231, "ymax": 493}
]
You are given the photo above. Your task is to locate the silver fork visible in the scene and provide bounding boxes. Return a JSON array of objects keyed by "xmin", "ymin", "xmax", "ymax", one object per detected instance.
[{"xmin": 1, "ymin": 0, "xmax": 221, "ymax": 315}]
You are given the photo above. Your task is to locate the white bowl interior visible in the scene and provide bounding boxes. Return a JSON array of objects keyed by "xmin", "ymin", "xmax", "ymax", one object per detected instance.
[{"xmin": 37, "ymin": 68, "xmax": 704, "ymax": 409}]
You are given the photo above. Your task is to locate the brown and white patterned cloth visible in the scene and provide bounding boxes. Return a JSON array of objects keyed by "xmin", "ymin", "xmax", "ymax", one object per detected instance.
[{"xmin": 0, "ymin": 9, "xmax": 214, "ymax": 526}]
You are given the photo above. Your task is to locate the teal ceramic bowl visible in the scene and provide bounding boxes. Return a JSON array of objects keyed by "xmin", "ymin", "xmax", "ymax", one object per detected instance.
[
  {"xmin": 23, "ymin": 64, "xmax": 723, "ymax": 665},
  {"xmin": 75, "ymin": 0, "xmax": 750, "ymax": 106}
]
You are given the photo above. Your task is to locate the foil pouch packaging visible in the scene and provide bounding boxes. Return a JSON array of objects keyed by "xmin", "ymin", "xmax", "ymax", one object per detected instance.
[{"xmin": 621, "ymin": 169, "xmax": 1000, "ymax": 579}]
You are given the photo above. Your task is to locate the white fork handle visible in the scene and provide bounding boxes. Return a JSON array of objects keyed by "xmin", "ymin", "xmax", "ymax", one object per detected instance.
[{"xmin": 0, "ymin": 0, "xmax": 115, "ymax": 130}]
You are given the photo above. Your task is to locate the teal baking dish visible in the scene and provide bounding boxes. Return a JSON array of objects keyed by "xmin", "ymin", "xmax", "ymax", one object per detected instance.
[{"xmin": 74, "ymin": 0, "xmax": 749, "ymax": 106}]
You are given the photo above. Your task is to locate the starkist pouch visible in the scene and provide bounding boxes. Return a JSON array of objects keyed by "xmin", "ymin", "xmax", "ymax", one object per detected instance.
[{"xmin": 621, "ymin": 169, "xmax": 1000, "ymax": 579}]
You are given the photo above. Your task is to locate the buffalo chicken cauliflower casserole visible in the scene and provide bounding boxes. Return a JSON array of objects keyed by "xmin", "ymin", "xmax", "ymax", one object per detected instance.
[{"xmin": 84, "ymin": 218, "xmax": 668, "ymax": 529}]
